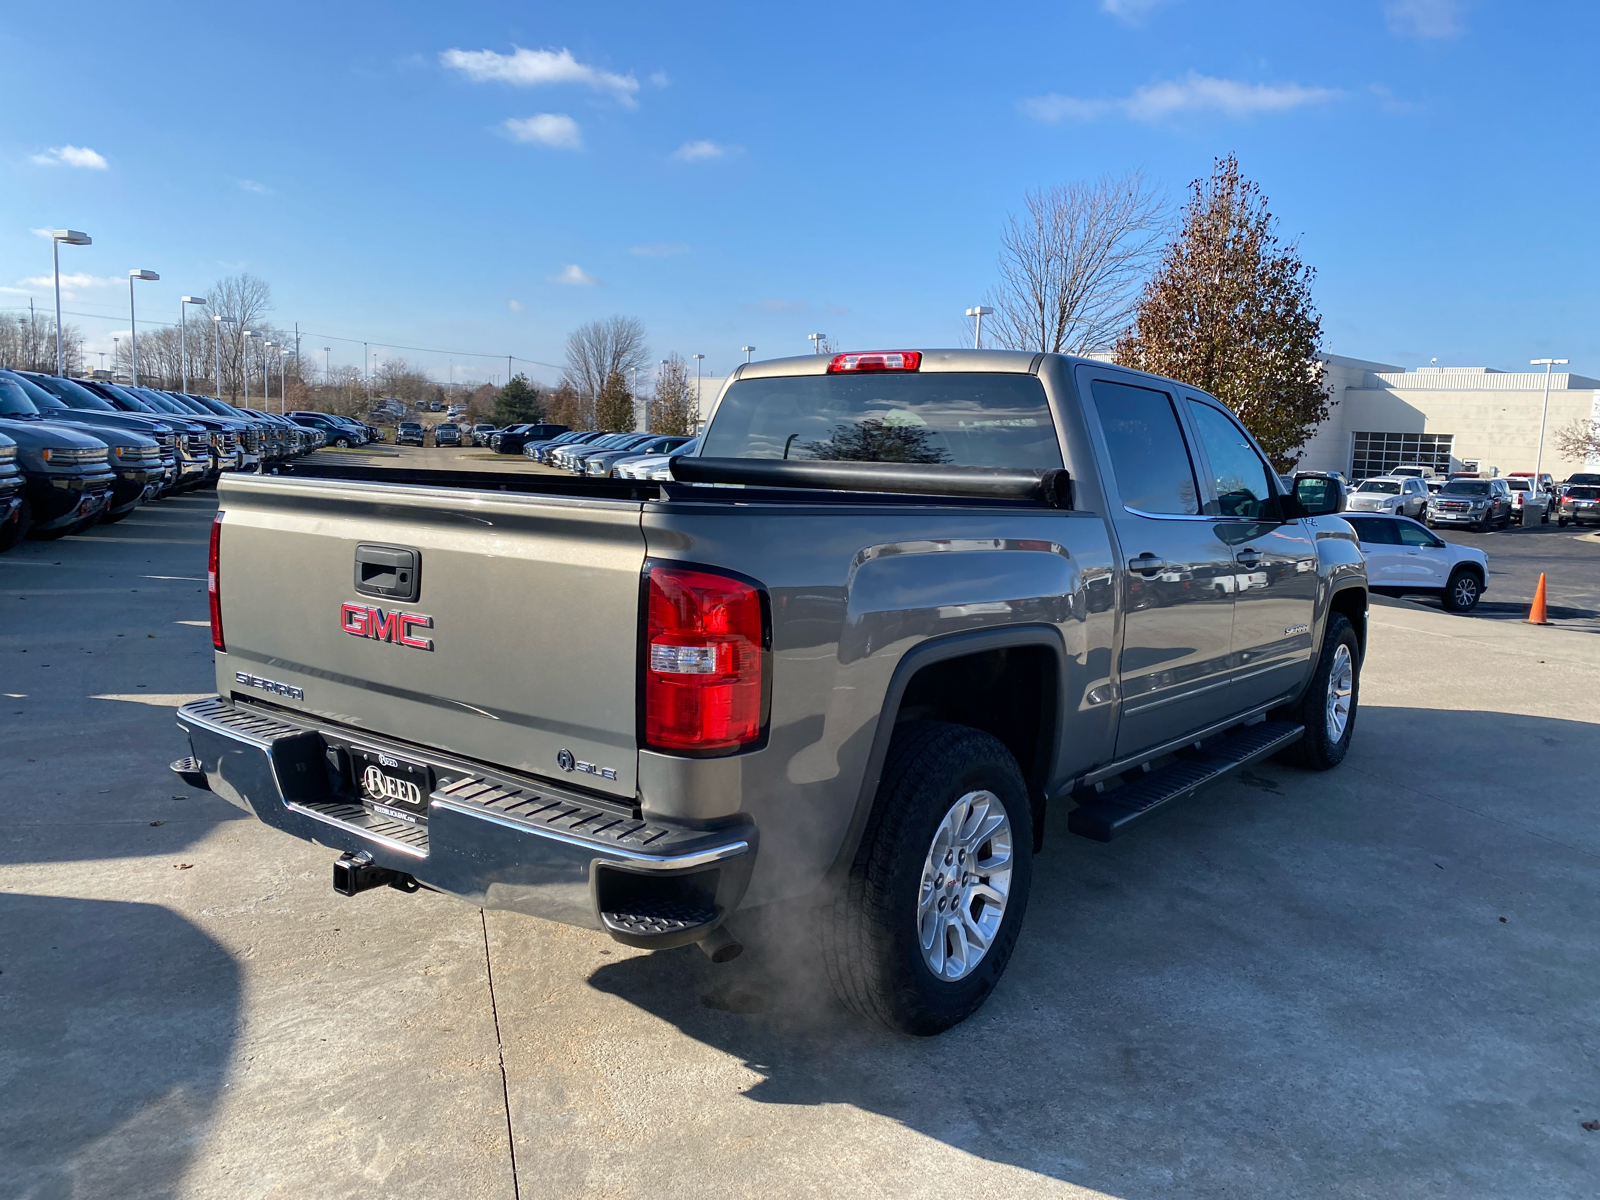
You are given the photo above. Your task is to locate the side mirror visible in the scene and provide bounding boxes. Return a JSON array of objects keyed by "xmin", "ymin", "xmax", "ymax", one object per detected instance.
[{"xmin": 1293, "ymin": 473, "xmax": 1346, "ymax": 516}]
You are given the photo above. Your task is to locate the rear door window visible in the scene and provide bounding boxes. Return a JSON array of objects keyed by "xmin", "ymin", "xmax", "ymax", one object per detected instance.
[
  {"xmin": 700, "ymin": 372, "xmax": 1062, "ymax": 468},
  {"xmin": 1346, "ymin": 517, "xmax": 1401, "ymax": 545},
  {"xmin": 1088, "ymin": 380, "xmax": 1200, "ymax": 515}
]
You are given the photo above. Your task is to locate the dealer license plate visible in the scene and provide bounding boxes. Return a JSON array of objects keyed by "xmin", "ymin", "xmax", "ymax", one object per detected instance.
[{"xmin": 350, "ymin": 748, "xmax": 434, "ymax": 824}]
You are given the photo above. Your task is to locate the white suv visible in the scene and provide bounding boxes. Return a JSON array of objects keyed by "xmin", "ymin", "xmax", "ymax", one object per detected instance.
[
  {"xmin": 1347, "ymin": 475, "xmax": 1429, "ymax": 518},
  {"xmin": 1343, "ymin": 514, "xmax": 1490, "ymax": 613}
]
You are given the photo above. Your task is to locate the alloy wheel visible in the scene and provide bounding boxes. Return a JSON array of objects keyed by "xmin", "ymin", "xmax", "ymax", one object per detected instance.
[
  {"xmin": 917, "ymin": 790, "xmax": 1014, "ymax": 982},
  {"xmin": 1325, "ymin": 643, "xmax": 1354, "ymax": 742}
]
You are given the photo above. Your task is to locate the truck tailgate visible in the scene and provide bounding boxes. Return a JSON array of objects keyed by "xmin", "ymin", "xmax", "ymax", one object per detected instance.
[{"xmin": 213, "ymin": 474, "xmax": 644, "ymax": 800}]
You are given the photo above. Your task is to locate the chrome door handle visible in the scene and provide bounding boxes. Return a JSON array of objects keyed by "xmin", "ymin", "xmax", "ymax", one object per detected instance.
[
  {"xmin": 1128, "ymin": 553, "xmax": 1166, "ymax": 575},
  {"xmin": 1235, "ymin": 548, "xmax": 1262, "ymax": 567}
]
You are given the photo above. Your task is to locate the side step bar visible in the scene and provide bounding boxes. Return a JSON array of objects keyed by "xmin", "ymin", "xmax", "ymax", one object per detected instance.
[{"xmin": 1067, "ymin": 720, "xmax": 1305, "ymax": 842}]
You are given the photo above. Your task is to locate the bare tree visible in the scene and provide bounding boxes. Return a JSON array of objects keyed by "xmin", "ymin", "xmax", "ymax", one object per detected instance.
[
  {"xmin": 204, "ymin": 274, "xmax": 275, "ymax": 402},
  {"xmin": 562, "ymin": 316, "xmax": 649, "ymax": 425},
  {"xmin": 1555, "ymin": 416, "xmax": 1600, "ymax": 465},
  {"xmin": 987, "ymin": 172, "xmax": 1166, "ymax": 354},
  {"xmin": 0, "ymin": 313, "xmax": 83, "ymax": 374}
]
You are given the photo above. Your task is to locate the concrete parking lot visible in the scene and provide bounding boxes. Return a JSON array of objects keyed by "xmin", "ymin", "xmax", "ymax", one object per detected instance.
[{"xmin": 3, "ymin": 490, "xmax": 1598, "ymax": 1198}]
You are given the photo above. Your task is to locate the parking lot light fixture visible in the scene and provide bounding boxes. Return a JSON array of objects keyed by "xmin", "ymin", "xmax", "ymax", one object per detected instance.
[
  {"xmin": 808, "ymin": 333, "xmax": 824, "ymax": 354},
  {"xmin": 127, "ymin": 270, "xmax": 160, "ymax": 386},
  {"xmin": 264, "ymin": 341, "xmax": 278, "ymax": 410},
  {"xmin": 1530, "ymin": 358, "xmax": 1569, "ymax": 479},
  {"xmin": 241, "ymin": 331, "xmax": 260, "ymax": 404},
  {"xmin": 742, "ymin": 345, "xmax": 755, "ymax": 363},
  {"xmin": 966, "ymin": 306, "xmax": 994, "ymax": 349},
  {"xmin": 180, "ymin": 296, "xmax": 207, "ymax": 392},
  {"xmin": 51, "ymin": 230, "xmax": 91, "ymax": 375},
  {"xmin": 211, "ymin": 314, "xmax": 235, "ymax": 399}
]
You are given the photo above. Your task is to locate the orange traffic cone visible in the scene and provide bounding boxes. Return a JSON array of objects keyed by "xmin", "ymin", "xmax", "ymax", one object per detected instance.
[{"xmin": 1528, "ymin": 573, "xmax": 1549, "ymax": 625}]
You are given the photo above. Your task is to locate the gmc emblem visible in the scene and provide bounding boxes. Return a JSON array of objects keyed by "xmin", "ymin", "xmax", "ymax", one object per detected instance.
[{"xmin": 341, "ymin": 602, "xmax": 434, "ymax": 650}]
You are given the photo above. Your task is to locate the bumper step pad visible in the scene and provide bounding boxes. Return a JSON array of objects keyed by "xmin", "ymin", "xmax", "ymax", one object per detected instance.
[
  {"xmin": 601, "ymin": 897, "xmax": 720, "ymax": 940},
  {"xmin": 1068, "ymin": 719, "xmax": 1304, "ymax": 842}
]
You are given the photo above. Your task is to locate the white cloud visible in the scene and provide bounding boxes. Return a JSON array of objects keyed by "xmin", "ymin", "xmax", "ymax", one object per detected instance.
[
  {"xmin": 1022, "ymin": 73, "xmax": 1341, "ymax": 123},
  {"xmin": 1099, "ymin": 0, "xmax": 1167, "ymax": 23},
  {"xmin": 440, "ymin": 46, "xmax": 639, "ymax": 106},
  {"xmin": 1385, "ymin": 0, "xmax": 1464, "ymax": 38},
  {"xmin": 630, "ymin": 242, "xmax": 689, "ymax": 257},
  {"xmin": 503, "ymin": 114, "xmax": 582, "ymax": 149},
  {"xmin": 237, "ymin": 179, "xmax": 270, "ymax": 194},
  {"xmin": 30, "ymin": 145, "xmax": 109, "ymax": 170},
  {"xmin": 648, "ymin": 70, "xmax": 671, "ymax": 88},
  {"xmin": 14, "ymin": 272, "xmax": 121, "ymax": 299},
  {"xmin": 672, "ymin": 139, "xmax": 736, "ymax": 162},
  {"xmin": 550, "ymin": 264, "xmax": 601, "ymax": 287},
  {"xmin": 508, "ymin": 299, "xmax": 526, "ymax": 312}
]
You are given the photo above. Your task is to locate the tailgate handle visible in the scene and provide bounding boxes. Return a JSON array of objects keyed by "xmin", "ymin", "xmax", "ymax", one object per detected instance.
[{"xmin": 354, "ymin": 544, "xmax": 421, "ymax": 603}]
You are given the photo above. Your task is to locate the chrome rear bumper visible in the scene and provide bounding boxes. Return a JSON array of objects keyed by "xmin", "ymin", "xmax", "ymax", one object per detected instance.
[{"xmin": 173, "ymin": 697, "xmax": 755, "ymax": 940}]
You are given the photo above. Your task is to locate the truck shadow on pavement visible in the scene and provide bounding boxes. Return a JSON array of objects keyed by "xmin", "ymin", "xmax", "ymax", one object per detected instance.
[
  {"xmin": 0, "ymin": 894, "xmax": 238, "ymax": 1200},
  {"xmin": 587, "ymin": 705, "xmax": 1600, "ymax": 1197}
]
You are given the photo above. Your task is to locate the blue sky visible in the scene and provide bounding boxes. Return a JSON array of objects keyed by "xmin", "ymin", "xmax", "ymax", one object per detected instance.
[{"xmin": 2, "ymin": 0, "xmax": 1595, "ymax": 386}]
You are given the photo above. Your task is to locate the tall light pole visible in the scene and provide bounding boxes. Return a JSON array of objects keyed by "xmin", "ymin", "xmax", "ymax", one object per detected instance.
[
  {"xmin": 127, "ymin": 269, "xmax": 160, "ymax": 385},
  {"xmin": 264, "ymin": 341, "xmax": 277, "ymax": 411},
  {"xmin": 808, "ymin": 333, "xmax": 824, "ymax": 354},
  {"xmin": 279, "ymin": 349, "xmax": 295, "ymax": 414},
  {"xmin": 50, "ymin": 230, "xmax": 92, "ymax": 375},
  {"xmin": 323, "ymin": 347, "xmax": 331, "ymax": 383},
  {"xmin": 242, "ymin": 331, "xmax": 259, "ymax": 405},
  {"xmin": 112, "ymin": 336, "xmax": 120, "ymax": 376},
  {"xmin": 692, "ymin": 354, "xmax": 705, "ymax": 427},
  {"xmin": 966, "ymin": 305, "xmax": 994, "ymax": 349},
  {"xmin": 180, "ymin": 296, "xmax": 207, "ymax": 392},
  {"xmin": 741, "ymin": 345, "xmax": 755, "ymax": 363},
  {"xmin": 212, "ymin": 314, "xmax": 235, "ymax": 400},
  {"xmin": 1530, "ymin": 358, "xmax": 1569, "ymax": 478}
]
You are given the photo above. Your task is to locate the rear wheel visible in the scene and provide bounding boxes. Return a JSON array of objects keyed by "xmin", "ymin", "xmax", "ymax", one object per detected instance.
[
  {"xmin": 1277, "ymin": 614, "xmax": 1360, "ymax": 771},
  {"xmin": 333, "ymin": 436, "xmax": 351, "ymax": 448},
  {"xmin": 1441, "ymin": 568, "xmax": 1482, "ymax": 613},
  {"xmin": 820, "ymin": 720, "xmax": 1033, "ymax": 1036}
]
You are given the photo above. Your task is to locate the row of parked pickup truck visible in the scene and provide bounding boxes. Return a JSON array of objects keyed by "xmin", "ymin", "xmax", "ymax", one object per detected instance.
[{"xmin": 0, "ymin": 369, "xmax": 324, "ymax": 548}]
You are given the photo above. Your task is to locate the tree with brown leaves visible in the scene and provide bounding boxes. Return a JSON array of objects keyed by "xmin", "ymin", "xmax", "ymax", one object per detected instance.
[{"xmin": 1115, "ymin": 154, "xmax": 1328, "ymax": 469}]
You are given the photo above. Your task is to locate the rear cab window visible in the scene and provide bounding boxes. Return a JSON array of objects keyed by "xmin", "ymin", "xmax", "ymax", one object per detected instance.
[
  {"xmin": 700, "ymin": 372, "xmax": 1063, "ymax": 469},
  {"xmin": 1087, "ymin": 380, "xmax": 1199, "ymax": 515}
]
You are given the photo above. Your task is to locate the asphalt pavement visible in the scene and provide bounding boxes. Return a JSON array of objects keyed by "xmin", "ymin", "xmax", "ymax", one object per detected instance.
[{"xmin": 3, "ymin": 490, "xmax": 1599, "ymax": 1199}]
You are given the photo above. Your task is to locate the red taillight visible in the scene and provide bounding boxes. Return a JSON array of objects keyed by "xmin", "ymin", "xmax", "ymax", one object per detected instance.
[
  {"xmin": 644, "ymin": 565, "xmax": 765, "ymax": 752},
  {"xmin": 827, "ymin": 351, "xmax": 921, "ymax": 373},
  {"xmin": 208, "ymin": 511, "xmax": 224, "ymax": 651}
]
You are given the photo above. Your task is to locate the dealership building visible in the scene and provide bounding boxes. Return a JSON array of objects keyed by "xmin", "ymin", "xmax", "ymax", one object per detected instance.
[{"xmin": 1297, "ymin": 355, "xmax": 1600, "ymax": 481}]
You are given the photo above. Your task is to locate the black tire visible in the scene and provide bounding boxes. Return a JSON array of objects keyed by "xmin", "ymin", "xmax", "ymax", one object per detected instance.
[
  {"xmin": 820, "ymin": 720, "xmax": 1033, "ymax": 1036},
  {"xmin": 0, "ymin": 498, "xmax": 29, "ymax": 551},
  {"xmin": 1276, "ymin": 613, "xmax": 1360, "ymax": 771},
  {"xmin": 334, "ymin": 437, "xmax": 351, "ymax": 448},
  {"xmin": 1559, "ymin": 517, "xmax": 1569, "ymax": 527},
  {"xmin": 1441, "ymin": 568, "xmax": 1482, "ymax": 613}
]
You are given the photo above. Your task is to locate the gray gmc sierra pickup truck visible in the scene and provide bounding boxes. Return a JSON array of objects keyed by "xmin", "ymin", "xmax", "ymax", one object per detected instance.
[{"xmin": 171, "ymin": 349, "xmax": 1365, "ymax": 1034}]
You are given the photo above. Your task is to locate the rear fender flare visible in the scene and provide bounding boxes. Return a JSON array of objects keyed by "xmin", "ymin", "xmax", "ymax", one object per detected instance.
[{"xmin": 823, "ymin": 624, "xmax": 1066, "ymax": 886}]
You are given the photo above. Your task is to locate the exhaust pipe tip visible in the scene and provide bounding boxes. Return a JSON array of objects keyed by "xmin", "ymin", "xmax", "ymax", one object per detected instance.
[{"xmin": 697, "ymin": 925, "xmax": 743, "ymax": 964}]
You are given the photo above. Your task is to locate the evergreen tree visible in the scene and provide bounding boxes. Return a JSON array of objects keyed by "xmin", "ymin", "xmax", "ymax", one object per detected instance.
[
  {"xmin": 651, "ymin": 354, "xmax": 697, "ymax": 436},
  {"xmin": 1115, "ymin": 154, "xmax": 1328, "ymax": 469},
  {"xmin": 595, "ymin": 370, "xmax": 636, "ymax": 432},
  {"xmin": 494, "ymin": 372, "xmax": 545, "ymax": 425}
]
